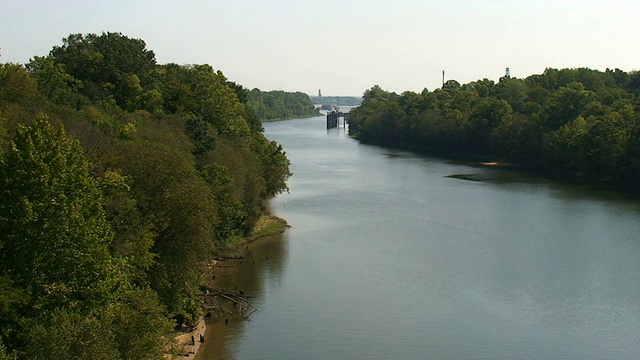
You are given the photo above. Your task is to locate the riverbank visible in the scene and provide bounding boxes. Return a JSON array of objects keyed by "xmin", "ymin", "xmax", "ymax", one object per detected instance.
[
  {"xmin": 170, "ymin": 318, "xmax": 207, "ymax": 359},
  {"xmin": 221, "ymin": 214, "xmax": 289, "ymax": 251},
  {"xmin": 261, "ymin": 113, "xmax": 321, "ymax": 122},
  {"xmin": 191, "ymin": 213, "xmax": 289, "ymax": 360}
]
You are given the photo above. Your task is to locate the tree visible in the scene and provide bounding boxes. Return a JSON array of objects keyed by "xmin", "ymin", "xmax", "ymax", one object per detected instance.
[
  {"xmin": 584, "ymin": 112, "xmax": 630, "ymax": 179},
  {"xmin": 0, "ymin": 336, "xmax": 16, "ymax": 360},
  {"xmin": 0, "ymin": 276, "xmax": 27, "ymax": 352},
  {"xmin": 184, "ymin": 115, "xmax": 217, "ymax": 158},
  {"xmin": 467, "ymin": 97, "xmax": 513, "ymax": 152},
  {"xmin": 543, "ymin": 115, "xmax": 589, "ymax": 174},
  {"xmin": 0, "ymin": 64, "xmax": 38, "ymax": 105},
  {"xmin": 99, "ymin": 170, "xmax": 156, "ymax": 285},
  {"xmin": 442, "ymin": 79, "xmax": 461, "ymax": 92},
  {"xmin": 543, "ymin": 81, "xmax": 595, "ymax": 130},
  {"xmin": 49, "ymin": 32, "xmax": 157, "ymax": 110},
  {"xmin": 0, "ymin": 114, "xmax": 124, "ymax": 315},
  {"xmin": 253, "ymin": 135, "xmax": 292, "ymax": 197},
  {"xmin": 109, "ymin": 287, "xmax": 174, "ymax": 360},
  {"xmin": 157, "ymin": 64, "xmax": 250, "ymax": 136},
  {"xmin": 24, "ymin": 309, "xmax": 118, "ymax": 360},
  {"xmin": 26, "ymin": 56, "xmax": 81, "ymax": 106},
  {"xmin": 117, "ymin": 138, "xmax": 216, "ymax": 323},
  {"xmin": 246, "ymin": 89, "xmax": 319, "ymax": 120}
]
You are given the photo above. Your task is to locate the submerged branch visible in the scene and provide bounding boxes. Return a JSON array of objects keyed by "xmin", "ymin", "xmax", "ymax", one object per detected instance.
[{"xmin": 200, "ymin": 285, "xmax": 258, "ymax": 318}]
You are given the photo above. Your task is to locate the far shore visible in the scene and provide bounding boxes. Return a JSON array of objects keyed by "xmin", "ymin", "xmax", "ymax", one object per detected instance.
[{"xmin": 261, "ymin": 113, "xmax": 322, "ymax": 122}]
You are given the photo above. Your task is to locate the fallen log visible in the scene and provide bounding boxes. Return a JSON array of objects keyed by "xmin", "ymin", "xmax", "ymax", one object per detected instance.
[{"xmin": 200, "ymin": 285, "xmax": 257, "ymax": 318}]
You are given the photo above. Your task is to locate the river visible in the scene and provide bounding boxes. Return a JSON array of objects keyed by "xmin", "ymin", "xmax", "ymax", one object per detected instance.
[{"xmin": 197, "ymin": 115, "xmax": 640, "ymax": 360}]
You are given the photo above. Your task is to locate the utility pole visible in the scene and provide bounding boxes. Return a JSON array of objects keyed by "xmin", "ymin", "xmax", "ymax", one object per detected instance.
[{"xmin": 442, "ymin": 70, "xmax": 445, "ymax": 88}]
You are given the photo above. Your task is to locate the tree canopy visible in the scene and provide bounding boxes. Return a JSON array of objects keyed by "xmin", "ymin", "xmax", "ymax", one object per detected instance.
[
  {"xmin": 348, "ymin": 68, "xmax": 640, "ymax": 189},
  {"xmin": 247, "ymin": 89, "xmax": 320, "ymax": 120},
  {"xmin": 0, "ymin": 32, "xmax": 291, "ymax": 358}
]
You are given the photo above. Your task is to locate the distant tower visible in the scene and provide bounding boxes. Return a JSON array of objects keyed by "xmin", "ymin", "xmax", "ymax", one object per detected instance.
[
  {"xmin": 318, "ymin": 89, "xmax": 322, "ymax": 99},
  {"xmin": 442, "ymin": 70, "xmax": 445, "ymax": 87},
  {"xmin": 505, "ymin": 67, "xmax": 511, "ymax": 78}
]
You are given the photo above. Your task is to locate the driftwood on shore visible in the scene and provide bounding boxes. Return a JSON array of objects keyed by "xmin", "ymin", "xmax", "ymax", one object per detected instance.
[{"xmin": 201, "ymin": 285, "xmax": 257, "ymax": 318}]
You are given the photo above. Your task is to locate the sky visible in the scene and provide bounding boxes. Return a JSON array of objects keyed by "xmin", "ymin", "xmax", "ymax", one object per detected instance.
[{"xmin": 1, "ymin": 0, "xmax": 640, "ymax": 96}]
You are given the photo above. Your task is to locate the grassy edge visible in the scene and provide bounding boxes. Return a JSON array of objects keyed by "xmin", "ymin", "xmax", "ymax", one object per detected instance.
[{"xmin": 222, "ymin": 214, "xmax": 290, "ymax": 253}]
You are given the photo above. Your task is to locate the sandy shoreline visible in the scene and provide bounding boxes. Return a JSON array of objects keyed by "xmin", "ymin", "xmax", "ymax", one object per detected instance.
[{"xmin": 166, "ymin": 317, "xmax": 206, "ymax": 359}]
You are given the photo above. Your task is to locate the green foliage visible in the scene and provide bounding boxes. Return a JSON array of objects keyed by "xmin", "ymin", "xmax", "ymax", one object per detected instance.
[
  {"xmin": 0, "ymin": 31, "xmax": 292, "ymax": 356},
  {"xmin": 0, "ymin": 115, "xmax": 124, "ymax": 314},
  {"xmin": 0, "ymin": 64, "xmax": 38, "ymax": 105},
  {"xmin": 19, "ymin": 287, "xmax": 172, "ymax": 360},
  {"xmin": 47, "ymin": 32, "xmax": 157, "ymax": 111},
  {"xmin": 200, "ymin": 162, "xmax": 245, "ymax": 242},
  {"xmin": 0, "ymin": 337, "xmax": 16, "ymax": 360},
  {"xmin": 26, "ymin": 56, "xmax": 82, "ymax": 106},
  {"xmin": 108, "ymin": 287, "xmax": 174, "ymax": 360},
  {"xmin": 209, "ymin": 138, "xmax": 268, "ymax": 236},
  {"xmin": 0, "ymin": 276, "xmax": 27, "ymax": 351},
  {"xmin": 543, "ymin": 82, "xmax": 596, "ymax": 130},
  {"xmin": 184, "ymin": 115, "xmax": 216, "ymax": 157},
  {"xmin": 254, "ymin": 135, "xmax": 292, "ymax": 197},
  {"xmin": 117, "ymin": 138, "xmax": 216, "ymax": 319},
  {"xmin": 442, "ymin": 79, "xmax": 461, "ymax": 92},
  {"xmin": 156, "ymin": 64, "xmax": 250, "ymax": 136},
  {"xmin": 99, "ymin": 170, "xmax": 156, "ymax": 284},
  {"xmin": 24, "ymin": 310, "xmax": 118, "ymax": 360},
  {"xmin": 247, "ymin": 89, "xmax": 320, "ymax": 120},
  {"xmin": 349, "ymin": 68, "xmax": 640, "ymax": 188}
]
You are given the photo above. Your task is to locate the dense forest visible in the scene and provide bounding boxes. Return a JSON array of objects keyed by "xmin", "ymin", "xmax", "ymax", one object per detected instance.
[
  {"xmin": 246, "ymin": 89, "xmax": 319, "ymax": 120},
  {"xmin": 348, "ymin": 68, "xmax": 640, "ymax": 189},
  {"xmin": 0, "ymin": 32, "xmax": 291, "ymax": 359}
]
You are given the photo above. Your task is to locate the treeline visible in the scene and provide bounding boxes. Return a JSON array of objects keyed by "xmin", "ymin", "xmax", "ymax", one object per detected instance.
[
  {"xmin": 0, "ymin": 32, "xmax": 291, "ymax": 359},
  {"xmin": 309, "ymin": 96, "xmax": 362, "ymax": 107},
  {"xmin": 348, "ymin": 68, "xmax": 640, "ymax": 188},
  {"xmin": 246, "ymin": 89, "xmax": 319, "ymax": 120}
]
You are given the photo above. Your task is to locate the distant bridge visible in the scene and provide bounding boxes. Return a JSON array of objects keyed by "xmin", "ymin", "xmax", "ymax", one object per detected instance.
[{"xmin": 326, "ymin": 111, "xmax": 347, "ymax": 129}]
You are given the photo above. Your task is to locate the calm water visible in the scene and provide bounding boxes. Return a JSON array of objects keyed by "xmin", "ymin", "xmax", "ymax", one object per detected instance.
[{"xmin": 198, "ymin": 116, "xmax": 640, "ymax": 360}]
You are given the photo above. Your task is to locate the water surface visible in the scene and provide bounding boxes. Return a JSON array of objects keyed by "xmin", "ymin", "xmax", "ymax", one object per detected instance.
[{"xmin": 199, "ymin": 116, "xmax": 640, "ymax": 360}]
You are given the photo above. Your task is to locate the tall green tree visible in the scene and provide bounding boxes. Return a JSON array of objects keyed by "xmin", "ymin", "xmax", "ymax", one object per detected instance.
[
  {"xmin": 0, "ymin": 115, "xmax": 124, "ymax": 315},
  {"xmin": 0, "ymin": 64, "xmax": 38, "ymax": 105},
  {"xmin": 48, "ymin": 32, "xmax": 157, "ymax": 110},
  {"xmin": 24, "ymin": 309, "xmax": 118, "ymax": 360},
  {"xmin": 26, "ymin": 56, "xmax": 81, "ymax": 106}
]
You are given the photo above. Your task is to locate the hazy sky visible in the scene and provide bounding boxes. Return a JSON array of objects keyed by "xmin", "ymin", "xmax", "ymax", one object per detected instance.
[{"xmin": 1, "ymin": 0, "xmax": 639, "ymax": 96}]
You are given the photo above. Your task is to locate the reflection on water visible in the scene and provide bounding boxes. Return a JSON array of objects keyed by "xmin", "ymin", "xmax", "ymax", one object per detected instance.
[{"xmin": 195, "ymin": 232, "xmax": 289, "ymax": 360}]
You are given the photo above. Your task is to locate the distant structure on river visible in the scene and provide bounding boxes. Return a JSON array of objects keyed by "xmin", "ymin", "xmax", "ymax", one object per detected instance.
[{"xmin": 326, "ymin": 110, "xmax": 347, "ymax": 129}]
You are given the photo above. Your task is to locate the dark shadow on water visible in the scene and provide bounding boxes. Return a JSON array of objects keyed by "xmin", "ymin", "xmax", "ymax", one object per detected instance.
[
  {"xmin": 444, "ymin": 164, "xmax": 640, "ymax": 213},
  {"xmin": 445, "ymin": 173, "xmax": 486, "ymax": 182},
  {"xmin": 382, "ymin": 152, "xmax": 412, "ymax": 158}
]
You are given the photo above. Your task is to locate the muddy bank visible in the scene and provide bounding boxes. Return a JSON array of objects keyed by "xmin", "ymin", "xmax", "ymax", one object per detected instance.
[{"xmin": 168, "ymin": 318, "xmax": 206, "ymax": 359}]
